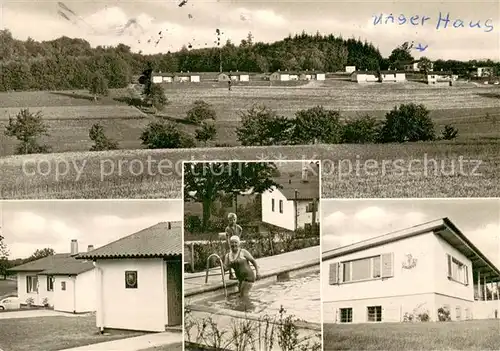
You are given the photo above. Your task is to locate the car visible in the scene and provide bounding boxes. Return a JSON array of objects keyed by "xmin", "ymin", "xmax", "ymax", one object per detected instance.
[{"xmin": 0, "ymin": 297, "xmax": 20, "ymax": 311}]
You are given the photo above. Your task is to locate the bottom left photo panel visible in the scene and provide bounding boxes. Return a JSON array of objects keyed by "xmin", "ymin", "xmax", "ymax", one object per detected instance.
[{"xmin": 0, "ymin": 200, "xmax": 183, "ymax": 351}]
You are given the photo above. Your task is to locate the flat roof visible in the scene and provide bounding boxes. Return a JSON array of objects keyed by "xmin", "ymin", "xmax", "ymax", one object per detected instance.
[{"xmin": 322, "ymin": 217, "xmax": 500, "ymax": 282}]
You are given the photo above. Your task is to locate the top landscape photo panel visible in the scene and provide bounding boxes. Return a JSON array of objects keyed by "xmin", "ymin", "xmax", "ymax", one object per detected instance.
[{"xmin": 1, "ymin": 1, "xmax": 499, "ymax": 199}]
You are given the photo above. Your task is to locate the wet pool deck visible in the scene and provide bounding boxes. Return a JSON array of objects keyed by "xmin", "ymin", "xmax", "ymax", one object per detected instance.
[{"xmin": 184, "ymin": 246, "xmax": 320, "ymax": 297}]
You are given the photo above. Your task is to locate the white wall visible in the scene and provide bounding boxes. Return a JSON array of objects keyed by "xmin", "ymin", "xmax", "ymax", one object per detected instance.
[
  {"xmin": 75, "ymin": 270, "xmax": 96, "ymax": 312},
  {"xmin": 296, "ymin": 200, "xmax": 318, "ymax": 228},
  {"xmin": 240, "ymin": 75, "xmax": 249, "ymax": 81},
  {"xmin": 98, "ymin": 258, "xmax": 166, "ymax": 332},
  {"xmin": 435, "ymin": 294, "xmax": 474, "ymax": 321},
  {"xmin": 280, "ymin": 74, "xmax": 290, "ymax": 81},
  {"xmin": 316, "ymin": 73, "xmax": 326, "ymax": 80},
  {"xmin": 474, "ymin": 300, "xmax": 500, "ymax": 319},
  {"xmin": 261, "ymin": 187, "xmax": 295, "ymax": 231},
  {"xmin": 53, "ymin": 276, "xmax": 76, "ymax": 313},
  {"xmin": 190, "ymin": 76, "xmax": 200, "ymax": 82},
  {"xmin": 17, "ymin": 273, "xmax": 54, "ymax": 306},
  {"xmin": 434, "ymin": 236, "xmax": 474, "ymax": 301},
  {"xmin": 152, "ymin": 76, "xmax": 162, "ymax": 83},
  {"xmin": 322, "ymin": 231, "xmax": 437, "ymax": 307},
  {"xmin": 323, "ymin": 293, "xmax": 437, "ymax": 323}
]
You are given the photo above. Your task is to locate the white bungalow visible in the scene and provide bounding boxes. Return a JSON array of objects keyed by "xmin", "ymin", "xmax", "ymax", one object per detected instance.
[
  {"xmin": 77, "ymin": 221, "xmax": 182, "ymax": 332},
  {"xmin": 350, "ymin": 71, "xmax": 379, "ymax": 83},
  {"xmin": 322, "ymin": 218, "xmax": 500, "ymax": 323},
  {"xmin": 152, "ymin": 73, "xmax": 174, "ymax": 83}
]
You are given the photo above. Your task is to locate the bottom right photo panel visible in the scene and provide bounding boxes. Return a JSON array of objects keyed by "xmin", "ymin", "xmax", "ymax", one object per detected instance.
[{"xmin": 321, "ymin": 198, "xmax": 500, "ymax": 350}]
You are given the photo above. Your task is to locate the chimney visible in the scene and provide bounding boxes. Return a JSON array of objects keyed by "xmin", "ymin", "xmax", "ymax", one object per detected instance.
[
  {"xmin": 168, "ymin": 222, "xmax": 172, "ymax": 230},
  {"xmin": 301, "ymin": 167, "xmax": 309, "ymax": 182},
  {"xmin": 87, "ymin": 245, "xmax": 94, "ymax": 252},
  {"xmin": 70, "ymin": 239, "xmax": 78, "ymax": 255}
]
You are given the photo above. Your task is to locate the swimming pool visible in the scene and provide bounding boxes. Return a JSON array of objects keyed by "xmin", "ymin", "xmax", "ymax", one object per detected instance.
[{"xmin": 195, "ymin": 267, "xmax": 320, "ymax": 323}]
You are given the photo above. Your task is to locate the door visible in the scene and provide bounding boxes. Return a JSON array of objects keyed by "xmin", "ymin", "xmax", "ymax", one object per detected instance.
[{"xmin": 166, "ymin": 259, "xmax": 182, "ymax": 326}]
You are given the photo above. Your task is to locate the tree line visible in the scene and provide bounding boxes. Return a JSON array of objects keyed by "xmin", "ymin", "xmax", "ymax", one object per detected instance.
[{"xmin": 2, "ymin": 29, "xmax": 498, "ymax": 92}]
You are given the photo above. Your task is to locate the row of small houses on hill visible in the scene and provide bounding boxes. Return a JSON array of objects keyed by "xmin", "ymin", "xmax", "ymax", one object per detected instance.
[
  {"xmin": 151, "ymin": 70, "xmax": 326, "ymax": 84},
  {"xmin": 151, "ymin": 69, "xmax": 461, "ymax": 86}
]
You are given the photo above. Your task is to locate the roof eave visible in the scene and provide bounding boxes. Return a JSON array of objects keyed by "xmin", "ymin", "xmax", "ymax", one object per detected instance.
[{"xmin": 77, "ymin": 253, "xmax": 181, "ymax": 260}]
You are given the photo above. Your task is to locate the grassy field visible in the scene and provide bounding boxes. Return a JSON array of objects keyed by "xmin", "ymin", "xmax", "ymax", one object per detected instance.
[
  {"xmin": 0, "ymin": 314, "xmax": 144, "ymax": 351},
  {"xmin": 0, "ymin": 81, "xmax": 499, "ymax": 156},
  {"xmin": 1, "ymin": 142, "xmax": 499, "ymax": 199},
  {"xmin": 323, "ymin": 319, "xmax": 500, "ymax": 350},
  {"xmin": 0, "ymin": 81, "xmax": 499, "ymax": 198}
]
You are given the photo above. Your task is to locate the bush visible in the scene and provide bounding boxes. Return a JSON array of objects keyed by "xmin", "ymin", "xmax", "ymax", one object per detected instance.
[
  {"xmin": 140, "ymin": 119, "xmax": 195, "ymax": 149},
  {"xmin": 378, "ymin": 103, "xmax": 435, "ymax": 142},
  {"xmin": 195, "ymin": 121, "xmax": 217, "ymax": 145},
  {"xmin": 89, "ymin": 123, "xmax": 119, "ymax": 151},
  {"xmin": 441, "ymin": 124, "xmax": 458, "ymax": 140},
  {"xmin": 186, "ymin": 100, "xmax": 217, "ymax": 124},
  {"xmin": 437, "ymin": 307, "xmax": 451, "ymax": 321},
  {"xmin": 236, "ymin": 105, "xmax": 294, "ymax": 146},
  {"xmin": 341, "ymin": 114, "xmax": 381, "ymax": 143},
  {"xmin": 293, "ymin": 106, "xmax": 342, "ymax": 144},
  {"xmin": 4, "ymin": 108, "xmax": 51, "ymax": 154}
]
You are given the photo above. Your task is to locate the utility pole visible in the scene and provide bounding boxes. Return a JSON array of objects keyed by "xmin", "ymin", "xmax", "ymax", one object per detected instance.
[
  {"xmin": 294, "ymin": 190, "xmax": 298, "ymax": 231},
  {"xmin": 216, "ymin": 28, "xmax": 222, "ymax": 73}
]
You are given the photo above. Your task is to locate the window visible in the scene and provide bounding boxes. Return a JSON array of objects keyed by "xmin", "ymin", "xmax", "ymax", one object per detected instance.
[
  {"xmin": 125, "ymin": 271, "xmax": 138, "ymax": 289},
  {"xmin": 367, "ymin": 306, "xmax": 382, "ymax": 322},
  {"xmin": 447, "ymin": 255, "xmax": 468, "ymax": 285},
  {"xmin": 271, "ymin": 199, "xmax": 275, "ymax": 212},
  {"xmin": 26, "ymin": 276, "xmax": 38, "ymax": 293},
  {"xmin": 340, "ymin": 308, "xmax": 352, "ymax": 323},
  {"xmin": 61, "ymin": 281, "xmax": 66, "ymax": 291},
  {"xmin": 456, "ymin": 306, "xmax": 461, "ymax": 320},
  {"xmin": 306, "ymin": 202, "xmax": 316, "ymax": 213},
  {"xmin": 279, "ymin": 200, "xmax": 283, "ymax": 214},
  {"xmin": 47, "ymin": 276, "xmax": 54, "ymax": 292},
  {"xmin": 343, "ymin": 256, "xmax": 382, "ymax": 282}
]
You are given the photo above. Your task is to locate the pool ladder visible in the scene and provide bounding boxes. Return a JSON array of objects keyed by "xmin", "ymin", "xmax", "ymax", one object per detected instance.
[{"xmin": 205, "ymin": 253, "xmax": 228, "ymax": 298}]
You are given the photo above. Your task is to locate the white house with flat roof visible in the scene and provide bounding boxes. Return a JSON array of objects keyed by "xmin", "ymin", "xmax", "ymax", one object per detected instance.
[{"xmin": 322, "ymin": 218, "xmax": 500, "ymax": 324}]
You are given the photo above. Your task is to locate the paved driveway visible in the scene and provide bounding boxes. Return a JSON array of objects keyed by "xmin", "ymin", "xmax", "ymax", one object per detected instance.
[{"xmin": 0, "ymin": 310, "xmax": 90, "ymax": 319}]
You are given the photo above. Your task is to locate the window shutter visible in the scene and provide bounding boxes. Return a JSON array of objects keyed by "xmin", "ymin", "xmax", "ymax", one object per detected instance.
[
  {"xmin": 447, "ymin": 254, "xmax": 452, "ymax": 278},
  {"xmin": 464, "ymin": 265, "xmax": 469, "ymax": 285},
  {"xmin": 381, "ymin": 253, "xmax": 394, "ymax": 278},
  {"xmin": 26, "ymin": 276, "xmax": 30, "ymax": 293},
  {"xmin": 329, "ymin": 262, "xmax": 339, "ymax": 285}
]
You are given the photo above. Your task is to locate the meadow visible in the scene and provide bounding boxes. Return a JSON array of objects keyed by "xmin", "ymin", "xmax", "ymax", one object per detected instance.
[
  {"xmin": 323, "ymin": 319, "xmax": 500, "ymax": 350},
  {"xmin": 0, "ymin": 80, "xmax": 499, "ymax": 198}
]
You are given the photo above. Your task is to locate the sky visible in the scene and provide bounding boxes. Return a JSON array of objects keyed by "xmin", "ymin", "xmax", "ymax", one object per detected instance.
[
  {"xmin": 321, "ymin": 199, "xmax": 500, "ymax": 268},
  {"xmin": 1, "ymin": 0, "xmax": 498, "ymax": 60},
  {"xmin": 0, "ymin": 200, "xmax": 182, "ymax": 259}
]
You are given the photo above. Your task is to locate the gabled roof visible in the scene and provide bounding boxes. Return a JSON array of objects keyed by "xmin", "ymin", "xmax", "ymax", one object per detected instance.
[
  {"xmin": 219, "ymin": 71, "xmax": 251, "ymax": 75},
  {"xmin": 270, "ymin": 162, "xmax": 320, "ymax": 201},
  {"xmin": 322, "ymin": 217, "xmax": 500, "ymax": 282},
  {"xmin": 77, "ymin": 222, "xmax": 182, "ymax": 259},
  {"xmin": 427, "ymin": 71, "xmax": 454, "ymax": 76},
  {"xmin": 272, "ymin": 71, "xmax": 324, "ymax": 75},
  {"xmin": 8, "ymin": 254, "xmax": 94, "ymax": 276}
]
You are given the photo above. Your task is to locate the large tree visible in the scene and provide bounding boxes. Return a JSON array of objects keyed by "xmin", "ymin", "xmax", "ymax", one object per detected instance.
[
  {"xmin": 4, "ymin": 108, "xmax": 51, "ymax": 154},
  {"xmin": 25, "ymin": 248, "xmax": 55, "ymax": 263},
  {"xmin": 388, "ymin": 42, "xmax": 414, "ymax": 70},
  {"xmin": 183, "ymin": 162, "xmax": 281, "ymax": 231},
  {"xmin": 0, "ymin": 235, "xmax": 10, "ymax": 280}
]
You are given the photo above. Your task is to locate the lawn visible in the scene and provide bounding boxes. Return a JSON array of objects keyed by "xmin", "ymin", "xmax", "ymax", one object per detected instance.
[
  {"xmin": 323, "ymin": 319, "xmax": 500, "ymax": 350},
  {"xmin": 0, "ymin": 314, "xmax": 144, "ymax": 351},
  {"xmin": 0, "ymin": 82, "xmax": 499, "ymax": 199},
  {"xmin": 0, "ymin": 141, "xmax": 499, "ymax": 199}
]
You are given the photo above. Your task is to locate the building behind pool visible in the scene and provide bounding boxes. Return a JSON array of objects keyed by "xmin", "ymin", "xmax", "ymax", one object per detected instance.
[{"xmin": 322, "ymin": 218, "xmax": 500, "ymax": 323}]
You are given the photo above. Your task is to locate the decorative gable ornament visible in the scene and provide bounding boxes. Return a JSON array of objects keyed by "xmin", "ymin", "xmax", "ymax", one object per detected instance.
[{"xmin": 402, "ymin": 254, "xmax": 417, "ymax": 269}]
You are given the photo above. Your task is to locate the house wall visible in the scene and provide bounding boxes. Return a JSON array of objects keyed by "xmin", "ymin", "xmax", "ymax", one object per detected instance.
[
  {"xmin": 98, "ymin": 258, "xmax": 166, "ymax": 332},
  {"xmin": 316, "ymin": 73, "xmax": 326, "ymax": 80},
  {"xmin": 53, "ymin": 276, "xmax": 76, "ymax": 313},
  {"xmin": 345, "ymin": 66, "xmax": 356, "ymax": 73},
  {"xmin": 240, "ymin": 75, "xmax": 250, "ymax": 81},
  {"xmin": 152, "ymin": 76, "xmax": 162, "ymax": 83},
  {"xmin": 435, "ymin": 294, "xmax": 474, "ymax": 321},
  {"xmin": 296, "ymin": 200, "xmax": 318, "ymax": 228},
  {"xmin": 473, "ymin": 300, "xmax": 500, "ymax": 319},
  {"xmin": 323, "ymin": 293, "xmax": 437, "ymax": 323},
  {"xmin": 434, "ymin": 236, "xmax": 474, "ymax": 301},
  {"xmin": 381, "ymin": 73, "xmax": 405, "ymax": 82},
  {"xmin": 190, "ymin": 76, "xmax": 200, "ymax": 82},
  {"xmin": 352, "ymin": 73, "xmax": 378, "ymax": 83},
  {"xmin": 322, "ymin": 231, "xmax": 437, "ymax": 323},
  {"xmin": 17, "ymin": 273, "xmax": 54, "ymax": 306},
  {"xmin": 162, "ymin": 77, "xmax": 173, "ymax": 83},
  {"xmin": 280, "ymin": 74, "xmax": 290, "ymax": 81},
  {"xmin": 261, "ymin": 186, "xmax": 295, "ymax": 231},
  {"xmin": 75, "ymin": 270, "xmax": 96, "ymax": 312}
]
